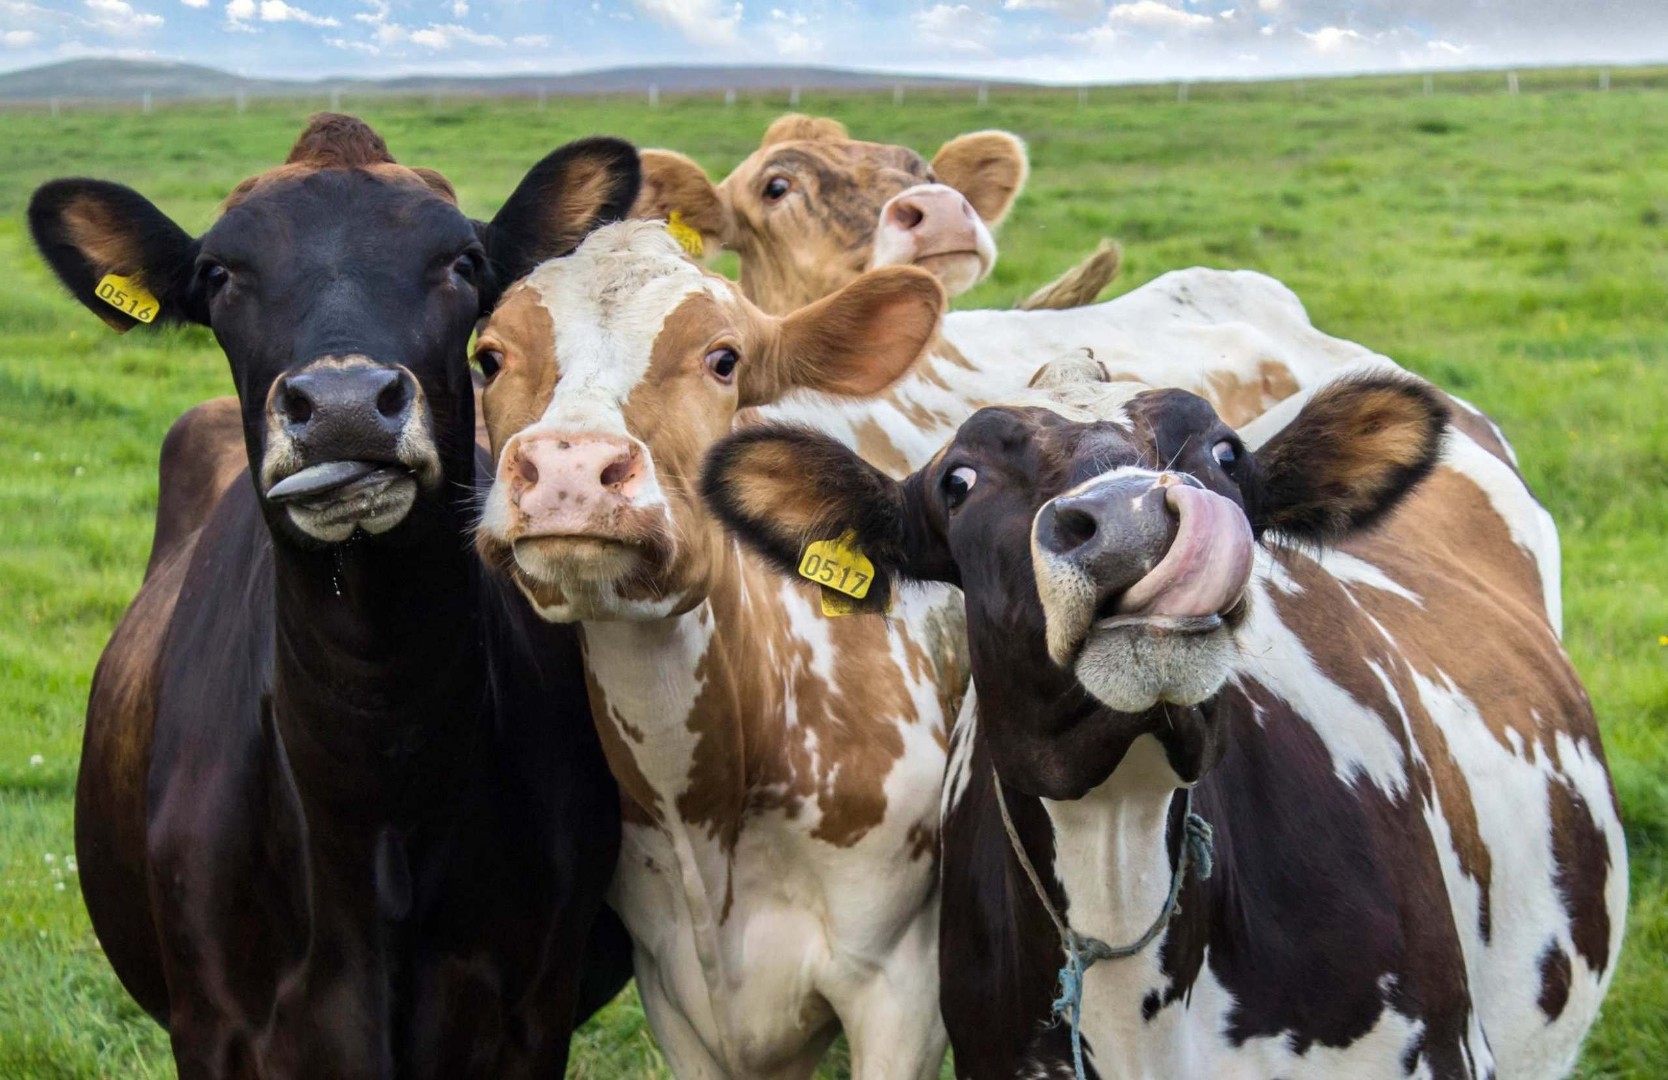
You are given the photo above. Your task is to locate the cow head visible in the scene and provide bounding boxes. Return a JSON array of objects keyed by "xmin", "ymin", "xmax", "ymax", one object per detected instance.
[
  {"xmin": 631, "ymin": 114, "xmax": 1027, "ymax": 313},
  {"xmin": 29, "ymin": 113, "xmax": 639, "ymax": 548},
  {"xmin": 703, "ymin": 372, "xmax": 1446, "ymax": 798},
  {"xmin": 473, "ymin": 220, "xmax": 943, "ymax": 621}
]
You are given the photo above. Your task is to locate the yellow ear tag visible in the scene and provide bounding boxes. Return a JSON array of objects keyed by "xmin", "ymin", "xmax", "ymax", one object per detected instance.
[
  {"xmin": 95, "ymin": 273, "xmax": 159, "ymax": 324},
  {"xmin": 667, "ymin": 211, "xmax": 705, "ymax": 259},
  {"xmin": 799, "ymin": 532, "xmax": 875, "ymax": 600}
]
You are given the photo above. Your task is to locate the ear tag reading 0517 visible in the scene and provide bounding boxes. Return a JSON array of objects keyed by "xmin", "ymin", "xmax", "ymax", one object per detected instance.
[
  {"xmin": 95, "ymin": 273, "xmax": 159, "ymax": 324},
  {"xmin": 667, "ymin": 211, "xmax": 705, "ymax": 259},
  {"xmin": 799, "ymin": 533, "xmax": 875, "ymax": 600}
]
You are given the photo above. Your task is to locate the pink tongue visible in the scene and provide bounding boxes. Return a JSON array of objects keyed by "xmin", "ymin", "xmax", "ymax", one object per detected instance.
[{"xmin": 1114, "ymin": 483, "xmax": 1253, "ymax": 619}]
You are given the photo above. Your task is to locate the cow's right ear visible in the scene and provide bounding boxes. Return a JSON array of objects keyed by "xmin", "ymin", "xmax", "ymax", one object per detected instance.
[
  {"xmin": 630, "ymin": 149, "xmax": 731, "ymax": 256},
  {"xmin": 931, "ymin": 131, "xmax": 1028, "ymax": 226},
  {"xmin": 28, "ymin": 179, "xmax": 205, "ymax": 332},
  {"xmin": 702, "ymin": 426, "xmax": 953, "ymax": 605},
  {"xmin": 481, "ymin": 136, "xmax": 641, "ymax": 298}
]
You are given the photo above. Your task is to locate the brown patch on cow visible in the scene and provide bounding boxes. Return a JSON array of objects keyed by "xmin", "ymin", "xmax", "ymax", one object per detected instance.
[
  {"xmin": 1202, "ymin": 359, "xmax": 1301, "ymax": 428},
  {"xmin": 1547, "ymin": 775, "xmax": 1613, "ymax": 974},
  {"xmin": 906, "ymin": 821, "xmax": 937, "ymax": 862},
  {"xmin": 852, "ymin": 417, "xmax": 912, "ymax": 478},
  {"xmin": 476, "ymin": 282, "xmax": 559, "ymax": 464},
  {"xmin": 149, "ymin": 397, "xmax": 248, "ymax": 577},
  {"xmin": 1271, "ymin": 466, "xmax": 1601, "ymax": 943},
  {"xmin": 582, "ymin": 661, "xmax": 664, "ymax": 828},
  {"xmin": 1441, "ymin": 395, "xmax": 1522, "ymax": 474},
  {"xmin": 929, "ymin": 130, "xmax": 1028, "ymax": 226},
  {"xmin": 1537, "ymin": 941, "xmax": 1572, "ymax": 1020},
  {"xmin": 761, "ymin": 114, "xmax": 849, "ymax": 145},
  {"xmin": 934, "ymin": 338, "xmax": 977, "ymax": 372},
  {"xmin": 61, "ymin": 196, "xmax": 143, "ymax": 312}
]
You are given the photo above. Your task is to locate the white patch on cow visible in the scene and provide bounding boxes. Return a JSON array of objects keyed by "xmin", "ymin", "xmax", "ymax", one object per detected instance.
[
  {"xmin": 1318, "ymin": 549, "xmax": 1425, "ymax": 605},
  {"xmin": 1440, "ymin": 430, "xmax": 1563, "ymax": 634},
  {"xmin": 943, "ymin": 690, "xmax": 980, "ymax": 818}
]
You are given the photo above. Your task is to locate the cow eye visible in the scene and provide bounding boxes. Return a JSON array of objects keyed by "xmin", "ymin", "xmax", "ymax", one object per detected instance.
[
  {"xmin": 943, "ymin": 465, "xmax": 977, "ymax": 509},
  {"xmin": 474, "ymin": 348, "xmax": 504, "ymax": 381},
  {"xmin": 762, "ymin": 176, "xmax": 791, "ymax": 202},
  {"xmin": 1212, "ymin": 439, "xmax": 1239, "ymax": 468},
  {"xmin": 705, "ymin": 346, "xmax": 739, "ymax": 383},
  {"xmin": 200, "ymin": 262, "xmax": 230, "ymax": 296},
  {"xmin": 451, "ymin": 250, "xmax": 482, "ymax": 286}
]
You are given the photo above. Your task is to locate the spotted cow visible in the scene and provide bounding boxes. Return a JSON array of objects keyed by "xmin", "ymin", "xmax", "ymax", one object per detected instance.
[
  {"xmin": 706, "ymin": 363, "xmax": 1624, "ymax": 1079},
  {"xmin": 472, "ymin": 221, "xmax": 960, "ymax": 1078},
  {"xmin": 28, "ymin": 115, "xmax": 638, "ymax": 1075}
]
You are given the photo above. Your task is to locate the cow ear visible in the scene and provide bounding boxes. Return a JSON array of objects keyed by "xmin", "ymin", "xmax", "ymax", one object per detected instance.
[
  {"xmin": 1248, "ymin": 374, "xmax": 1447, "ymax": 544},
  {"xmin": 28, "ymin": 179, "xmax": 205, "ymax": 332},
  {"xmin": 931, "ymin": 131, "xmax": 1028, "ymax": 226},
  {"xmin": 482, "ymin": 136, "xmax": 641, "ymax": 295},
  {"xmin": 760, "ymin": 113, "xmax": 848, "ymax": 145},
  {"xmin": 743, "ymin": 266, "xmax": 943, "ymax": 407},
  {"xmin": 631, "ymin": 149, "xmax": 730, "ymax": 255},
  {"xmin": 701, "ymin": 426, "xmax": 954, "ymax": 604}
]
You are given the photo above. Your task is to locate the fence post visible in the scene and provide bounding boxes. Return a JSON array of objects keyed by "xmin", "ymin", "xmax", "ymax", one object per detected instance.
[
  {"xmin": 236, "ymin": 88, "xmax": 246, "ymax": 115},
  {"xmin": 1507, "ymin": 71, "xmax": 1519, "ymax": 96},
  {"xmin": 1078, "ymin": 85, "xmax": 1088, "ymax": 107},
  {"xmin": 49, "ymin": 96, "xmax": 59, "ymax": 119},
  {"xmin": 893, "ymin": 84, "xmax": 903, "ymax": 106},
  {"xmin": 725, "ymin": 87, "xmax": 735, "ymax": 107},
  {"xmin": 1177, "ymin": 81, "xmax": 1188, "ymax": 103},
  {"xmin": 329, "ymin": 87, "xmax": 341, "ymax": 110},
  {"xmin": 1600, "ymin": 69, "xmax": 1610, "ymax": 91},
  {"xmin": 789, "ymin": 84, "xmax": 800, "ymax": 107},
  {"xmin": 1423, "ymin": 73, "xmax": 1433, "ymax": 97},
  {"xmin": 142, "ymin": 91, "xmax": 152, "ymax": 115},
  {"xmin": 977, "ymin": 83, "xmax": 988, "ymax": 106},
  {"xmin": 648, "ymin": 82, "xmax": 659, "ymax": 108},
  {"xmin": 537, "ymin": 85, "xmax": 546, "ymax": 109}
]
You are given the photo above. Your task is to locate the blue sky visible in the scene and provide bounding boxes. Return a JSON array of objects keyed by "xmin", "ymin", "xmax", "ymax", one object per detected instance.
[{"xmin": 2, "ymin": 0, "xmax": 1665, "ymax": 82}]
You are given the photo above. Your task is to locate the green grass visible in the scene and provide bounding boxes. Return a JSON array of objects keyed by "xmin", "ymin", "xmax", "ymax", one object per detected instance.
[{"xmin": 1, "ymin": 66, "xmax": 1665, "ymax": 1076}]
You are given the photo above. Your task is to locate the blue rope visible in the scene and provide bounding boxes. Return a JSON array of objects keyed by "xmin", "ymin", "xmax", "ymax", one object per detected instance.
[{"xmin": 994, "ymin": 779, "xmax": 1215, "ymax": 1080}]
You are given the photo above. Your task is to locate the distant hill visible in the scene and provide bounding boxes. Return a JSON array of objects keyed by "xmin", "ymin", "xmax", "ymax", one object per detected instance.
[{"xmin": 0, "ymin": 58, "xmax": 1016, "ymax": 103}]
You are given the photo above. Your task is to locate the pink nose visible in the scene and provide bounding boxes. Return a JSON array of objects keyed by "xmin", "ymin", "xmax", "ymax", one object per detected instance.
[
  {"xmin": 884, "ymin": 186, "xmax": 978, "ymax": 236},
  {"xmin": 502, "ymin": 433, "xmax": 644, "ymax": 534}
]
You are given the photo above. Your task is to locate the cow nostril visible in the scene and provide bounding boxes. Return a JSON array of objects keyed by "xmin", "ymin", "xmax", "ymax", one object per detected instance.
[
  {"xmin": 1048, "ymin": 506, "xmax": 1099, "ymax": 555},
  {"xmin": 600, "ymin": 451, "xmax": 637, "ymax": 489},
  {"xmin": 279, "ymin": 385, "xmax": 313, "ymax": 427},
  {"xmin": 376, "ymin": 375, "xmax": 410, "ymax": 420},
  {"xmin": 515, "ymin": 451, "xmax": 539, "ymax": 488},
  {"xmin": 891, "ymin": 201, "xmax": 925, "ymax": 230}
]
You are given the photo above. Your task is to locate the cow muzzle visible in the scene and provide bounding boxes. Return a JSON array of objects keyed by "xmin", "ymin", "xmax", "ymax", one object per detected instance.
[
  {"xmin": 261, "ymin": 357, "xmax": 440, "ymax": 544},
  {"xmin": 1032, "ymin": 472, "xmax": 1253, "ymax": 712},
  {"xmin": 494, "ymin": 431, "xmax": 673, "ymax": 590},
  {"xmin": 870, "ymin": 183, "xmax": 995, "ymax": 296}
]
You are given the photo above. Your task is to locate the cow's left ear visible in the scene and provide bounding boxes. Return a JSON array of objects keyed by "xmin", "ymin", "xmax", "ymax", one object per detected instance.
[
  {"xmin": 480, "ymin": 136, "xmax": 641, "ymax": 301},
  {"xmin": 28, "ymin": 179, "xmax": 206, "ymax": 332},
  {"xmin": 744, "ymin": 266, "xmax": 943, "ymax": 407},
  {"xmin": 931, "ymin": 131, "xmax": 1028, "ymax": 226},
  {"xmin": 1248, "ymin": 374, "xmax": 1447, "ymax": 544},
  {"xmin": 701, "ymin": 426, "xmax": 954, "ymax": 608},
  {"xmin": 631, "ymin": 149, "xmax": 731, "ymax": 256}
]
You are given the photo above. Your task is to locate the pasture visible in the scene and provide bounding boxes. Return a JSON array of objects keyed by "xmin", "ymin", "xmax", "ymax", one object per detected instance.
[{"xmin": 1, "ymin": 68, "xmax": 1664, "ymax": 1077}]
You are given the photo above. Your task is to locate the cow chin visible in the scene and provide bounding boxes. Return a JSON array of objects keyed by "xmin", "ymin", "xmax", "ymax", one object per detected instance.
[
  {"xmin": 912, "ymin": 251, "xmax": 989, "ymax": 297},
  {"xmin": 284, "ymin": 473, "xmax": 420, "ymax": 544},
  {"xmin": 504, "ymin": 527, "xmax": 690, "ymax": 623},
  {"xmin": 1073, "ymin": 620, "xmax": 1237, "ymax": 714}
]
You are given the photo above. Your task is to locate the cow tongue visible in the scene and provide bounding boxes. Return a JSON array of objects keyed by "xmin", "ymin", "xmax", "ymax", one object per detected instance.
[{"xmin": 1113, "ymin": 484, "xmax": 1253, "ymax": 620}]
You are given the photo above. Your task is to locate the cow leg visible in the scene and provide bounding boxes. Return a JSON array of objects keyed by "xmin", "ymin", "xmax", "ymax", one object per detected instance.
[
  {"xmin": 633, "ymin": 949, "xmax": 733, "ymax": 1079},
  {"xmin": 836, "ymin": 914, "xmax": 948, "ymax": 1080}
]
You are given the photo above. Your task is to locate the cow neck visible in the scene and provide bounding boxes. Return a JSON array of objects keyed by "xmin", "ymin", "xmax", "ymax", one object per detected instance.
[{"xmin": 268, "ymin": 476, "xmax": 484, "ymax": 857}]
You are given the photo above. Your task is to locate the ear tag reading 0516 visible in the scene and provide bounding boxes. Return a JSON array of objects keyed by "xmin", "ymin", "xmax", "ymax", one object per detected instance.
[
  {"xmin": 667, "ymin": 211, "xmax": 705, "ymax": 259},
  {"xmin": 95, "ymin": 273, "xmax": 159, "ymax": 324}
]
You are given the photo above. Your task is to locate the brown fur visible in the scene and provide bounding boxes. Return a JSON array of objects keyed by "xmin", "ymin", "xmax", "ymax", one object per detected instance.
[
  {"xmin": 929, "ymin": 130, "xmax": 1029, "ymax": 226},
  {"xmin": 1017, "ymin": 239, "xmax": 1122, "ymax": 312}
]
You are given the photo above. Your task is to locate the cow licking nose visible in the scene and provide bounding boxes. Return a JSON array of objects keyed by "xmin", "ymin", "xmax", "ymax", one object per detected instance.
[
  {"xmin": 261, "ymin": 356, "xmax": 440, "ymax": 544},
  {"xmin": 871, "ymin": 182, "xmax": 995, "ymax": 295}
]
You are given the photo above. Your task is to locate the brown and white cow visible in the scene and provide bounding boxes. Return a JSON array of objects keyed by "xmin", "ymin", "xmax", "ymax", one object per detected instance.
[
  {"xmin": 706, "ymin": 364, "xmax": 1625, "ymax": 1079},
  {"xmin": 472, "ymin": 220, "xmax": 959, "ymax": 1077}
]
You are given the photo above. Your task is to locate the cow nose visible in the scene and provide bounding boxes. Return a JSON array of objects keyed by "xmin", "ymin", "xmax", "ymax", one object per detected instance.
[
  {"xmin": 275, "ymin": 364, "xmax": 415, "ymax": 444},
  {"xmin": 503, "ymin": 433, "xmax": 645, "ymax": 529},
  {"xmin": 885, "ymin": 186, "xmax": 976, "ymax": 234},
  {"xmin": 1036, "ymin": 474, "xmax": 1186, "ymax": 595}
]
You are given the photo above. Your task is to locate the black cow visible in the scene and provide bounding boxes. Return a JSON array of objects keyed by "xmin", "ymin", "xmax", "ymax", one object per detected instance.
[
  {"xmin": 29, "ymin": 115, "xmax": 638, "ymax": 1077},
  {"xmin": 703, "ymin": 369, "xmax": 1622, "ymax": 1079}
]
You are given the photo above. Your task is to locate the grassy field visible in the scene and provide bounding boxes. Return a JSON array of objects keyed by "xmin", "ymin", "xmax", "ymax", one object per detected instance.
[{"xmin": 1, "ymin": 66, "xmax": 1665, "ymax": 1077}]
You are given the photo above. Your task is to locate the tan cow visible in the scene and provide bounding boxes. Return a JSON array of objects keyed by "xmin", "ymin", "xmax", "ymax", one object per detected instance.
[{"xmin": 473, "ymin": 220, "xmax": 960, "ymax": 1078}]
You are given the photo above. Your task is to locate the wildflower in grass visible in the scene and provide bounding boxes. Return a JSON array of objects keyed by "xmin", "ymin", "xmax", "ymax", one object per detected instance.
[
  {"xmin": 43, "ymin": 853, "xmax": 54, "ymax": 864},
  {"xmin": 65, "ymin": 856, "xmax": 77, "ymax": 873},
  {"xmin": 55, "ymin": 882, "xmax": 66, "ymax": 892},
  {"xmin": 29, "ymin": 753, "xmax": 43, "ymax": 767}
]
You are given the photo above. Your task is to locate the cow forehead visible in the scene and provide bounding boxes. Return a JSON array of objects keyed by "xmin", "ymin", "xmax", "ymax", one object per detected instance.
[
  {"xmin": 733, "ymin": 139, "xmax": 930, "ymax": 187},
  {"xmin": 507, "ymin": 222, "xmax": 731, "ymax": 432}
]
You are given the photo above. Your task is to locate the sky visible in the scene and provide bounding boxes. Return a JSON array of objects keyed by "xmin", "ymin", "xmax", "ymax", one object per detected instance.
[{"xmin": 2, "ymin": 0, "xmax": 1666, "ymax": 83}]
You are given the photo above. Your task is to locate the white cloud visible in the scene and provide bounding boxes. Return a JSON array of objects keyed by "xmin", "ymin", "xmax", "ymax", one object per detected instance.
[
  {"xmin": 1004, "ymin": 0, "xmax": 1103, "ymax": 19},
  {"xmin": 86, "ymin": 0, "xmax": 165, "ymax": 30},
  {"xmin": 408, "ymin": 21, "xmax": 504, "ymax": 48},
  {"xmin": 633, "ymin": 0, "xmax": 742, "ymax": 47},
  {"xmin": 1106, "ymin": 0, "xmax": 1211, "ymax": 30},
  {"xmin": 2, "ymin": 28, "xmax": 40, "ymax": 45},
  {"xmin": 256, "ymin": 0, "xmax": 339, "ymax": 26},
  {"xmin": 326, "ymin": 34, "xmax": 378, "ymax": 52},
  {"xmin": 1426, "ymin": 38, "xmax": 1467, "ymax": 56},
  {"xmin": 914, "ymin": 3, "xmax": 1002, "ymax": 54},
  {"xmin": 768, "ymin": 6, "xmax": 806, "ymax": 26},
  {"xmin": 224, "ymin": 0, "xmax": 254, "ymax": 20},
  {"xmin": 180, "ymin": 0, "xmax": 208, "ymax": 7},
  {"xmin": 512, "ymin": 32, "xmax": 549, "ymax": 46},
  {"xmin": 1301, "ymin": 25, "xmax": 1363, "ymax": 53},
  {"xmin": 450, "ymin": 0, "xmax": 467, "ymax": 15},
  {"xmin": 772, "ymin": 28, "xmax": 819, "ymax": 55}
]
